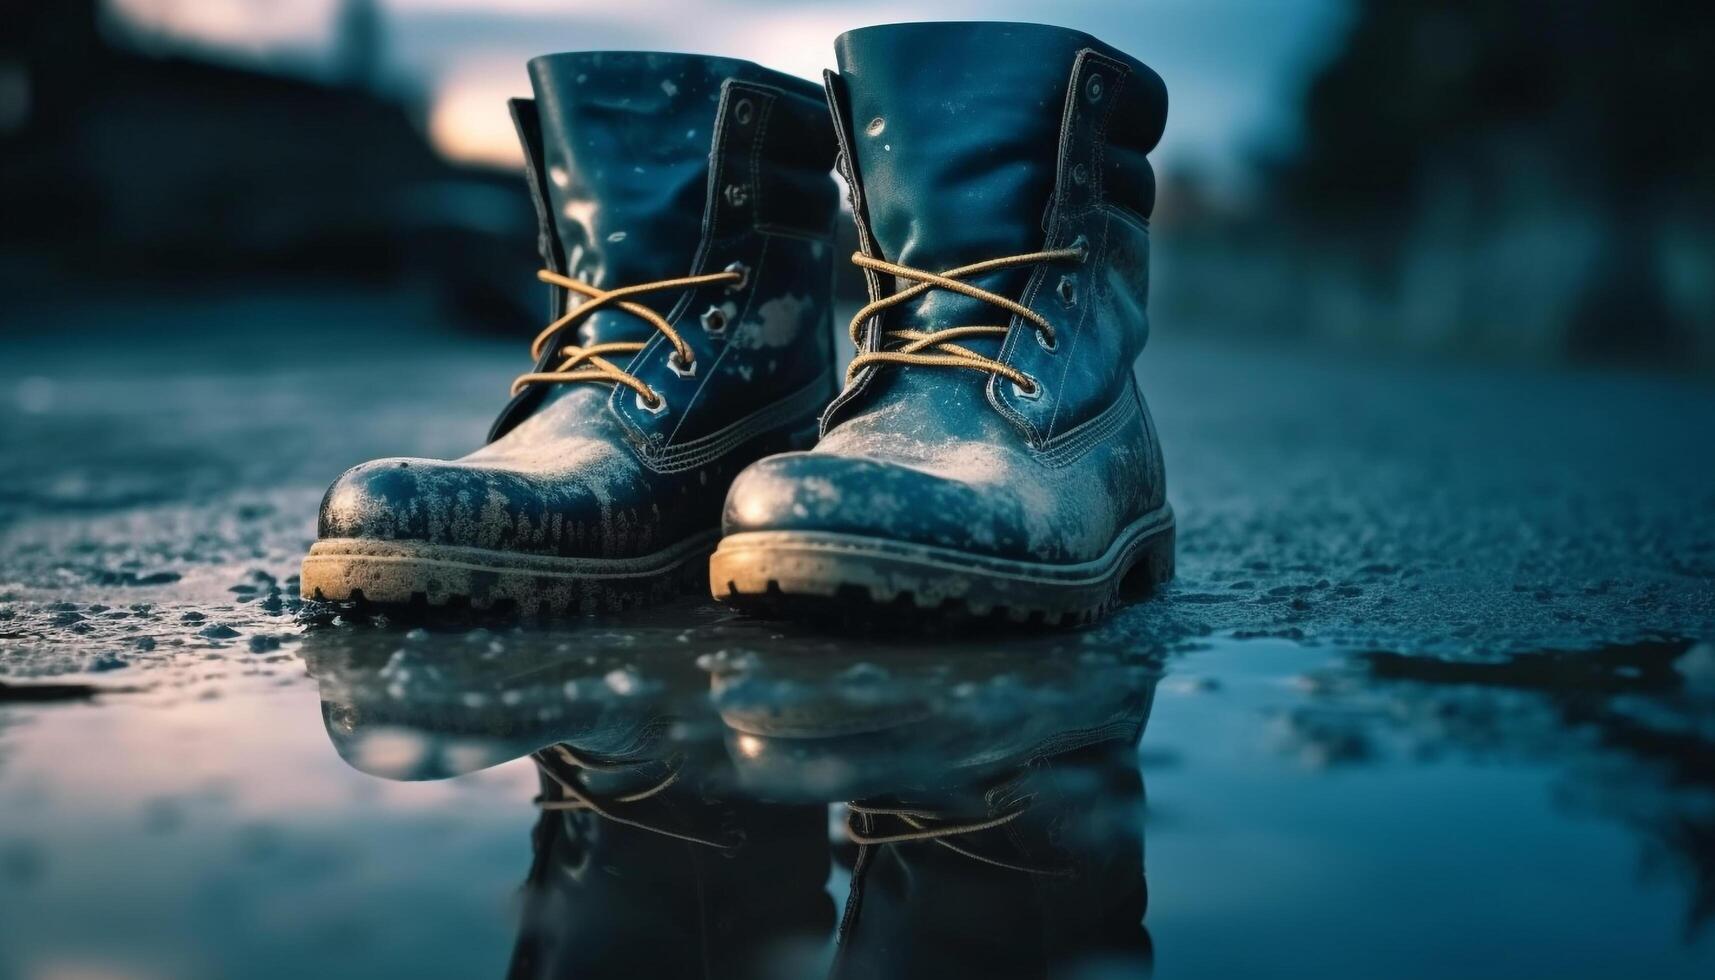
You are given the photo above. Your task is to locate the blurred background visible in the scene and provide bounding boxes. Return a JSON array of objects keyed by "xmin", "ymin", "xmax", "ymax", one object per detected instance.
[{"xmin": 4, "ymin": 0, "xmax": 1711, "ymax": 367}]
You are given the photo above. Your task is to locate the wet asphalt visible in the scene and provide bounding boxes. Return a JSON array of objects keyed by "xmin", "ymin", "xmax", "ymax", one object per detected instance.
[{"xmin": 2, "ymin": 282, "xmax": 1710, "ymax": 674}]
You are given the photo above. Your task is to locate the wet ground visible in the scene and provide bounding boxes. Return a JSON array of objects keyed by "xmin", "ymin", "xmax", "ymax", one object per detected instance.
[{"xmin": 2, "ymin": 283, "xmax": 1714, "ymax": 978}]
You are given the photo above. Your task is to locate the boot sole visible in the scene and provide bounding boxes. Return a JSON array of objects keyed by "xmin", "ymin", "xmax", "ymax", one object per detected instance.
[
  {"xmin": 708, "ymin": 506, "xmax": 1174, "ymax": 626},
  {"xmin": 300, "ymin": 531, "xmax": 719, "ymax": 615}
]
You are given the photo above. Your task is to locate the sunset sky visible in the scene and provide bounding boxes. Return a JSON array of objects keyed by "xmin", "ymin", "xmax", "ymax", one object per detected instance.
[{"xmin": 106, "ymin": 0, "xmax": 1347, "ymax": 187}]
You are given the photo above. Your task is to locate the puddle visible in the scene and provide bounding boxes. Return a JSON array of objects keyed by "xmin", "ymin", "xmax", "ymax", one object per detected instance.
[{"xmin": 2, "ymin": 604, "xmax": 1711, "ymax": 978}]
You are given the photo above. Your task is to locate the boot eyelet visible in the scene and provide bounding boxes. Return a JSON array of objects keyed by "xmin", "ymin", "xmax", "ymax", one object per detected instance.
[
  {"xmin": 1012, "ymin": 376, "xmax": 1043, "ymax": 400},
  {"xmin": 700, "ymin": 305, "xmax": 728, "ymax": 334},
  {"xmin": 637, "ymin": 389, "xmax": 668, "ymax": 415},
  {"xmin": 724, "ymin": 183, "xmax": 749, "ymax": 208},
  {"xmin": 723, "ymin": 261, "xmax": 749, "ymax": 291},
  {"xmin": 667, "ymin": 352, "xmax": 697, "ymax": 378},
  {"xmin": 733, "ymin": 98, "xmax": 755, "ymax": 125},
  {"xmin": 1055, "ymin": 275, "xmax": 1078, "ymax": 308},
  {"xmin": 1036, "ymin": 327, "xmax": 1059, "ymax": 352},
  {"xmin": 1068, "ymin": 234, "xmax": 1090, "ymax": 261},
  {"xmin": 1085, "ymin": 73, "xmax": 1105, "ymax": 103}
]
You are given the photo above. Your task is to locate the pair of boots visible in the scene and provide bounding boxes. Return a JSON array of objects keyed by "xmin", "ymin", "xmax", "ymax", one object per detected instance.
[{"xmin": 300, "ymin": 22, "xmax": 1175, "ymax": 626}]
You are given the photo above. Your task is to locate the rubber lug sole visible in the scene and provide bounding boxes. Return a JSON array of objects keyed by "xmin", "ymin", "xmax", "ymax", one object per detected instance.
[
  {"xmin": 300, "ymin": 531, "xmax": 719, "ymax": 617},
  {"xmin": 708, "ymin": 508, "xmax": 1174, "ymax": 627}
]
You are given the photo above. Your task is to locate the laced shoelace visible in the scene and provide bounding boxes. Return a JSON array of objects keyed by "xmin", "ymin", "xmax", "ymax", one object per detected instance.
[
  {"xmin": 845, "ymin": 244, "xmax": 1088, "ymax": 394},
  {"xmin": 845, "ymin": 799, "xmax": 1070, "ymax": 876},
  {"xmin": 533, "ymin": 744, "xmax": 732, "ymax": 849},
  {"xmin": 510, "ymin": 265, "xmax": 746, "ymax": 407}
]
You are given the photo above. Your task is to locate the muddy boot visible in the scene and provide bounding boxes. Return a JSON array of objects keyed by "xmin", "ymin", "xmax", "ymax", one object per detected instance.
[
  {"xmin": 710, "ymin": 24, "xmax": 1174, "ymax": 625},
  {"xmin": 302, "ymin": 52, "xmax": 839, "ymax": 614}
]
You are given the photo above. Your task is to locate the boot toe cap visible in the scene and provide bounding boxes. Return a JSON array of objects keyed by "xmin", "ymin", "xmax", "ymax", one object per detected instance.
[
  {"xmin": 317, "ymin": 458, "xmax": 465, "ymax": 544},
  {"xmin": 317, "ymin": 457, "xmax": 581, "ymax": 553},
  {"xmin": 721, "ymin": 452, "xmax": 1033, "ymax": 560}
]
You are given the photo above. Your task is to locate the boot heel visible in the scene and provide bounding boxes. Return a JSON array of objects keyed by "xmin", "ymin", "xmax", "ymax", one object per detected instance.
[{"xmin": 1120, "ymin": 521, "xmax": 1176, "ymax": 599}]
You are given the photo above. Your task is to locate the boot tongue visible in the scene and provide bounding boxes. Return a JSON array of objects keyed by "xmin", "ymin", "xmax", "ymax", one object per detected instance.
[
  {"xmin": 527, "ymin": 51, "xmax": 735, "ymax": 345},
  {"xmin": 836, "ymin": 23, "xmax": 1095, "ymax": 343}
]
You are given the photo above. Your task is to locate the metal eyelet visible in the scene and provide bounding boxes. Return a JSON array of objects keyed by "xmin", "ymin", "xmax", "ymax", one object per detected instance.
[
  {"xmin": 1036, "ymin": 326, "xmax": 1059, "ymax": 352},
  {"xmin": 734, "ymin": 98, "xmax": 754, "ymax": 125},
  {"xmin": 667, "ymin": 351, "xmax": 697, "ymax": 378},
  {"xmin": 1068, "ymin": 234, "xmax": 1090, "ymax": 261},
  {"xmin": 723, "ymin": 261, "xmax": 749, "ymax": 291},
  {"xmin": 1071, "ymin": 162, "xmax": 1089, "ymax": 186},
  {"xmin": 1056, "ymin": 275, "xmax": 1078, "ymax": 308},
  {"xmin": 636, "ymin": 389, "xmax": 668, "ymax": 415},
  {"xmin": 1012, "ymin": 376, "xmax": 1042, "ymax": 400},
  {"xmin": 724, "ymin": 183, "xmax": 749, "ymax": 207},
  {"xmin": 1085, "ymin": 73, "xmax": 1105, "ymax": 103},
  {"xmin": 700, "ymin": 305, "xmax": 728, "ymax": 334}
]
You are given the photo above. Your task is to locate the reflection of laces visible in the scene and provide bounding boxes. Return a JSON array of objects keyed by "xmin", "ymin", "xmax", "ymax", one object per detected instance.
[
  {"xmin": 844, "ymin": 244, "xmax": 1087, "ymax": 395},
  {"xmin": 845, "ymin": 799, "xmax": 1070, "ymax": 876},
  {"xmin": 511, "ymin": 264, "xmax": 746, "ymax": 408},
  {"xmin": 533, "ymin": 744, "xmax": 731, "ymax": 849}
]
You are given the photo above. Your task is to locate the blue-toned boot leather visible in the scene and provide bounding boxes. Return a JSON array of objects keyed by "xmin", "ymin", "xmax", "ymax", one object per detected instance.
[
  {"xmin": 712, "ymin": 23, "xmax": 1174, "ymax": 625},
  {"xmin": 303, "ymin": 52, "xmax": 839, "ymax": 614}
]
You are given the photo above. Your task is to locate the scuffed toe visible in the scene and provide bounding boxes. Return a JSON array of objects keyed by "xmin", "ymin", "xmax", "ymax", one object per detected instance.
[
  {"xmin": 721, "ymin": 451, "xmax": 1037, "ymax": 561},
  {"xmin": 317, "ymin": 458, "xmax": 448, "ymax": 543},
  {"xmin": 316, "ymin": 457, "xmax": 572, "ymax": 553}
]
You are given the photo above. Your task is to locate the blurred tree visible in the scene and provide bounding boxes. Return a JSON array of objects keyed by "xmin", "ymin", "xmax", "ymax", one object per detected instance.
[
  {"xmin": 0, "ymin": 0, "xmax": 103, "ymax": 142},
  {"xmin": 0, "ymin": 0, "xmax": 534, "ymax": 330},
  {"xmin": 1286, "ymin": 0, "xmax": 1715, "ymax": 362},
  {"xmin": 333, "ymin": 0, "xmax": 385, "ymax": 92}
]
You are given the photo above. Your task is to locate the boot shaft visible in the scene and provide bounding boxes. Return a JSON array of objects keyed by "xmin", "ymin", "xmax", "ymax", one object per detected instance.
[
  {"xmin": 519, "ymin": 52, "xmax": 838, "ymax": 336},
  {"xmin": 825, "ymin": 23, "xmax": 1168, "ymax": 442},
  {"xmin": 497, "ymin": 52, "xmax": 840, "ymax": 445}
]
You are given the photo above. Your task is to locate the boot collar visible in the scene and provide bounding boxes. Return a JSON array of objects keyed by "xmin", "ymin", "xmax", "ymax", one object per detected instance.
[{"xmin": 822, "ymin": 23, "xmax": 1165, "ymax": 435}]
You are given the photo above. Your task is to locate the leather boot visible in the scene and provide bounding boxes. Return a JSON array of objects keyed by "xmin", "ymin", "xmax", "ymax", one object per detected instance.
[
  {"xmin": 710, "ymin": 23, "xmax": 1174, "ymax": 625},
  {"xmin": 303, "ymin": 52, "xmax": 839, "ymax": 613}
]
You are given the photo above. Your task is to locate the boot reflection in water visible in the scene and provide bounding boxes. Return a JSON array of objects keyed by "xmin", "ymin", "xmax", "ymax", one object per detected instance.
[
  {"xmin": 835, "ymin": 739, "xmax": 1152, "ymax": 979},
  {"xmin": 510, "ymin": 743, "xmax": 833, "ymax": 980},
  {"xmin": 302, "ymin": 628, "xmax": 833, "ymax": 979},
  {"xmin": 709, "ymin": 629, "xmax": 1161, "ymax": 979}
]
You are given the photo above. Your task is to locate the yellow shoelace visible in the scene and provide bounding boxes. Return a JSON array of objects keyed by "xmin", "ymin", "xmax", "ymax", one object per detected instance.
[
  {"xmin": 846, "ymin": 245, "xmax": 1087, "ymax": 394},
  {"xmin": 511, "ymin": 266, "xmax": 745, "ymax": 406},
  {"xmin": 533, "ymin": 744, "xmax": 732, "ymax": 849},
  {"xmin": 845, "ymin": 799, "xmax": 1070, "ymax": 875}
]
